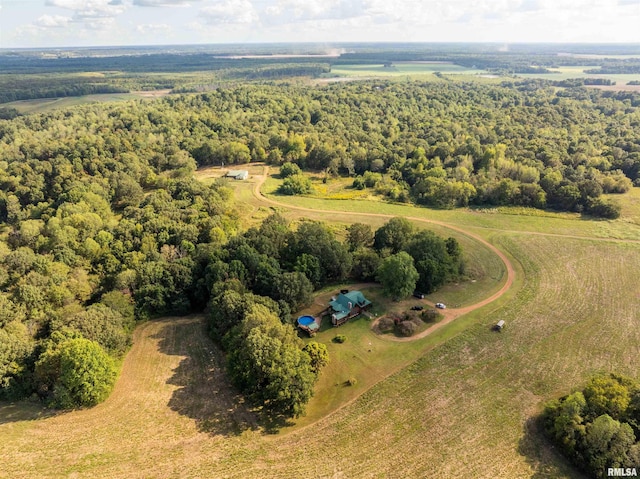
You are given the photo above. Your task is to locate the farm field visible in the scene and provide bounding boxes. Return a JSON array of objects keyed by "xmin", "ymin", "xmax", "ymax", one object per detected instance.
[
  {"xmin": 0, "ymin": 90, "xmax": 172, "ymax": 114},
  {"xmin": 517, "ymin": 65, "xmax": 640, "ymax": 84},
  {"xmin": 259, "ymin": 168, "xmax": 640, "ymax": 241},
  {"xmin": 2, "ymin": 166, "xmax": 640, "ymax": 477},
  {"xmin": 328, "ymin": 62, "xmax": 487, "ymax": 78}
]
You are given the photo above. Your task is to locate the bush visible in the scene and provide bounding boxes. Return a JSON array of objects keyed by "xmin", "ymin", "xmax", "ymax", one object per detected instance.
[
  {"xmin": 421, "ymin": 309, "xmax": 440, "ymax": 322},
  {"xmin": 585, "ymin": 197, "xmax": 622, "ymax": 219},
  {"xmin": 352, "ymin": 176, "xmax": 365, "ymax": 190},
  {"xmin": 377, "ymin": 317, "xmax": 395, "ymax": 333},
  {"xmin": 280, "ymin": 162, "xmax": 302, "ymax": 178},
  {"xmin": 363, "ymin": 171, "xmax": 382, "ymax": 188},
  {"xmin": 333, "ymin": 334, "xmax": 347, "ymax": 343},
  {"xmin": 346, "ymin": 377, "xmax": 357, "ymax": 386},
  {"xmin": 279, "ymin": 174, "xmax": 312, "ymax": 195},
  {"xmin": 397, "ymin": 320, "xmax": 418, "ymax": 337}
]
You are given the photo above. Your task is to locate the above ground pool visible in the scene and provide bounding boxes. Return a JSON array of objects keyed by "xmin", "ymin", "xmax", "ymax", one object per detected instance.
[{"xmin": 297, "ymin": 315, "xmax": 315, "ymax": 326}]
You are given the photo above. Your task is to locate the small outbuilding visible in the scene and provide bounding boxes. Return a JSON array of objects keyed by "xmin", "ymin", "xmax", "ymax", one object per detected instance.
[
  {"xmin": 225, "ymin": 169, "xmax": 249, "ymax": 180},
  {"xmin": 494, "ymin": 320, "xmax": 505, "ymax": 331}
]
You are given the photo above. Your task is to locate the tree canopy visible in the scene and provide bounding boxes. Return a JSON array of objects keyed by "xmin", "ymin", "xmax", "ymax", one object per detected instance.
[{"xmin": 543, "ymin": 374, "xmax": 640, "ymax": 478}]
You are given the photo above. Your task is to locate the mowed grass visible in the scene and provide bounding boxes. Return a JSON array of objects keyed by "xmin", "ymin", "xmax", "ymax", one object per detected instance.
[{"xmin": 260, "ymin": 172, "xmax": 640, "ymax": 241}]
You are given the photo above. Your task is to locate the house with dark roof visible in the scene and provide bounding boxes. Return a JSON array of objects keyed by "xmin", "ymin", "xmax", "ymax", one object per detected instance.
[{"xmin": 326, "ymin": 290, "xmax": 372, "ymax": 326}]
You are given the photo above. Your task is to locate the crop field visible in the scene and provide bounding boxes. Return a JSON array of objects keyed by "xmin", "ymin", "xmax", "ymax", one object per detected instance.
[
  {"xmin": 0, "ymin": 90, "xmax": 172, "ymax": 114},
  {"xmin": 3, "ymin": 167, "xmax": 640, "ymax": 477},
  {"xmin": 518, "ymin": 65, "xmax": 640, "ymax": 84},
  {"xmin": 329, "ymin": 62, "xmax": 486, "ymax": 78}
]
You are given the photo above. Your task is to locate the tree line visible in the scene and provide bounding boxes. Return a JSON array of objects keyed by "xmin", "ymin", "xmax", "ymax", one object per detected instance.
[{"xmin": 543, "ymin": 374, "xmax": 640, "ymax": 477}]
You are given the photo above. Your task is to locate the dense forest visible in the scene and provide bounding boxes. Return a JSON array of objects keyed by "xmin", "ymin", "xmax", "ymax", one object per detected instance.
[
  {"xmin": 1, "ymin": 75, "xmax": 639, "ymax": 413},
  {"xmin": 0, "ymin": 86, "xmax": 466, "ymax": 416},
  {"xmin": 182, "ymin": 80, "xmax": 639, "ymax": 217},
  {"xmin": 543, "ymin": 374, "xmax": 640, "ymax": 477}
]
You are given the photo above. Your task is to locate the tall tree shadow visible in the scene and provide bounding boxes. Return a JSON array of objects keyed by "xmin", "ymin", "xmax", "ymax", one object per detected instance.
[
  {"xmin": 0, "ymin": 400, "xmax": 55, "ymax": 425},
  {"xmin": 518, "ymin": 415, "xmax": 587, "ymax": 479},
  {"xmin": 152, "ymin": 316, "xmax": 259, "ymax": 437}
]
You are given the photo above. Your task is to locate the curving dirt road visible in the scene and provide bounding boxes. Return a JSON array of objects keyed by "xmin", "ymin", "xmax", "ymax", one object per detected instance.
[{"xmin": 252, "ymin": 166, "xmax": 516, "ymax": 341}]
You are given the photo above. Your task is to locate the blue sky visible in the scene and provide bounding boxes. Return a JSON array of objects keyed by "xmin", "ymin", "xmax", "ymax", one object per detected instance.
[{"xmin": 1, "ymin": 0, "xmax": 639, "ymax": 48}]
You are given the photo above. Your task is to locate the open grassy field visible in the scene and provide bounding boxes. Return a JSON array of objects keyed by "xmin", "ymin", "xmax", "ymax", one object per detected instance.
[
  {"xmin": 328, "ymin": 62, "xmax": 487, "ymax": 79},
  {"xmin": 3, "ymin": 165, "xmax": 640, "ymax": 477},
  {"xmin": 518, "ymin": 65, "xmax": 640, "ymax": 84},
  {"xmin": 1, "ymin": 90, "xmax": 172, "ymax": 115}
]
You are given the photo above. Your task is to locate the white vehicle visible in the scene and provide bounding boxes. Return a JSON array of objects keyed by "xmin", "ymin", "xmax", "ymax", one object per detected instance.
[{"xmin": 435, "ymin": 302, "xmax": 446, "ymax": 309}]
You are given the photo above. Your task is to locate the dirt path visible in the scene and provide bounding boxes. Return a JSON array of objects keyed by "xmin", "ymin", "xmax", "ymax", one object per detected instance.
[{"xmin": 253, "ymin": 166, "xmax": 516, "ymax": 342}]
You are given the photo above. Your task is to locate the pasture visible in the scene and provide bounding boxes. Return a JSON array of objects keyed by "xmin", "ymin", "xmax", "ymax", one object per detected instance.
[
  {"xmin": 328, "ymin": 62, "xmax": 486, "ymax": 78},
  {"xmin": 0, "ymin": 90, "xmax": 171, "ymax": 115},
  {"xmin": 518, "ymin": 65, "xmax": 640, "ymax": 85},
  {"xmin": 3, "ymin": 166, "xmax": 640, "ymax": 477}
]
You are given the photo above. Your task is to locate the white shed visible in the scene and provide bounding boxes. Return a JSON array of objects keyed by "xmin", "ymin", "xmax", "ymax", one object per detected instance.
[{"xmin": 225, "ymin": 170, "xmax": 249, "ymax": 180}]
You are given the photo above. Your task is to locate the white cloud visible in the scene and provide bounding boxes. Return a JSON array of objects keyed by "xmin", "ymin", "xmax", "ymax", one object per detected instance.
[
  {"xmin": 133, "ymin": 0, "xmax": 198, "ymax": 6},
  {"xmin": 45, "ymin": 0, "xmax": 127, "ymax": 18},
  {"xmin": 136, "ymin": 22, "xmax": 171, "ymax": 33},
  {"xmin": 34, "ymin": 14, "xmax": 72, "ymax": 28},
  {"xmin": 200, "ymin": 0, "xmax": 258, "ymax": 24},
  {"xmin": 85, "ymin": 16, "xmax": 116, "ymax": 28},
  {"xmin": 266, "ymin": 0, "xmax": 370, "ymax": 21}
]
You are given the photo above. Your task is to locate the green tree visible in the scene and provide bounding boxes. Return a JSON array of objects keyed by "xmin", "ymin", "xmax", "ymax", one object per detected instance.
[
  {"xmin": 374, "ymin": 217, "xmax": 414, "ymax": 253},
  {"xmin": 544, "ymin": 391, "xmax": 587, "ymax": 459},
  {"xmin": 346, "ymin": 223, "xmax": 374, "ymax": 251},
  {"xmin": 280, "ymin": 162, "xmax": 302, "ymax": 178},
  {"xmin": 279, "ymin": 174, "xmax": 312, "ymax": 195},
  {"xmin": 584, "ymin": 414, "xmax": 636, "ymax": 476},
  {"xmin": 405, "ymin": 230, "xmax": 462, "ymax": 293},
  {"xmin": 351, "ymin": 247, "xmax": 381, "ymax": 281},
  {"xmin": 35, "ymin": 336, "xmax": 117, "ymax": 409},
  {"xmin": 276, "ymin": 272, "xmax": 313, "ymax": 310},
  {"xmin": 584, "ymin": 374, "xmax": 633, "ymax": 420},
  {"xmin": 303, "ymin": 341, "xmax": 329, "ymax": 376},
  {"xmin": 57, "ymin": 303, "xmax": 133, "ymax": 356},
  {"xmin": 226, "ymin": 304, "xmax": 316, "ymax": 418},
  {"xmin": 376, "ymin": 252, "xmax": 419, "ymax": 301}
]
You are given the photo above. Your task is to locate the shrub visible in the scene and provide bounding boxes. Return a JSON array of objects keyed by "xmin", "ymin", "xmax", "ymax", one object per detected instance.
[
  {"xmin": 585, "ymin": 197, "xmax": 622, "ymax": 219},
  {"xmin": 352, "ymin": 176, "xmax": 365, "ymax": 190},
  {"xmin": 346, "ymin": 377, "xmax": 357, "ymax": 386},
  {"xmin": 363, "ymin": 171, "xmax": 382, "ymax": 188},
  {"xmin": 280, "ymin": 162, "xmax": 302, "ymax": 178},
  {"xmin": 377, "ymin": 317, "xmax": 395, "ymax": 333},
  {"xmin": 279, "ymin": 174, "xmax": 312, "ymax": 195},
  {"xmin": 397, "ymin": 320, "xmax": 418, "ymax": 337},
  {"xmin": 421, "ymin": 309, "xmax": 440, "ymax": 322},
  {"xmin": 333, "ymin": 334, "xmax": 347, "ymax": 343}
]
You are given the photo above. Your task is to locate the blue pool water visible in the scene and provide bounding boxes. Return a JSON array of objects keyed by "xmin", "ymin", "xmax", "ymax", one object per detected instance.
[{"xmin": 298, "ymin": 315, "xmax": 315, "ymax": 326}]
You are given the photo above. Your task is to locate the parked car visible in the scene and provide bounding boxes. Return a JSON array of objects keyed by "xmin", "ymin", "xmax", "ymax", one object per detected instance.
[
  {"xmin": 413, "ymin": 291, "xmax": 425, "ymax": 299},
  {"xmin": 410, "ymin": 305, "xmax": 424, "ymax": 311},
  {"xmin": 435, "ymin": 302, "xmax": 446, "ymax": 309}
]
